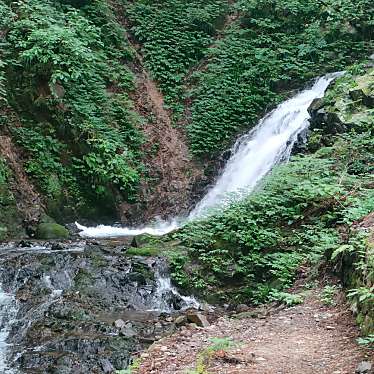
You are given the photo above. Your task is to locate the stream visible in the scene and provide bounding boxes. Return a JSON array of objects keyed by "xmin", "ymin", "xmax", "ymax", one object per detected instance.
[{"xmin": 0, "ymin": 73, "xmax": 341, "ymax": 372}]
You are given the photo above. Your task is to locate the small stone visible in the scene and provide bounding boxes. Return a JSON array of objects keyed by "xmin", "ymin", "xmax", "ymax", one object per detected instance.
[
  {"xmin": 114, "ymin": 319, "xmax": 126, "ymax": 329},
  {"xmin": 256, "ymin": 357, "xmax": 266, "ymax": 362},
  {"xmin": 160, "ymin": 346, "xmax": 168, "ymax": 352},
  {"xmin": 356, "ymin": 361, "xmax": 372, "ymax": 374},
  {"xmin": 325, "ymin": 325, "xmax": 335, "ymax": 330},
  {"xmin": 187, "ymin": 323, "xmax": 198, "ymax": 330},
  {"xmin": 120, "ymin": 325, "xmax": 137, "ymax": 337}
]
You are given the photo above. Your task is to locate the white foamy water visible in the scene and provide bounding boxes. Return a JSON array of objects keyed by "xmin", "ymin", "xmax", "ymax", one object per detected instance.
[
  {"xmin": 148, "ymin": 265, "xmax": 200, "ymax": 312},
  {"xmin": 0, "ymin": 285, "xmax": 18, "ymax": 373},
  {"xmin": 77, "ymin": 73, "xmax": 342, "ymax": 238},
  {"xmin": 75, "ymin": 219, "xmax": 180, "ymax": 238}
]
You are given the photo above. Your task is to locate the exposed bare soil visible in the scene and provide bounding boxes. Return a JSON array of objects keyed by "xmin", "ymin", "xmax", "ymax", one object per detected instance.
[
  {"xmin": 0, "ymin": 134, "xmax": 43, "ymax": 225},
  {"xmin": 135, "ymin": 285, "xmax": 373, "ymax": 374}
]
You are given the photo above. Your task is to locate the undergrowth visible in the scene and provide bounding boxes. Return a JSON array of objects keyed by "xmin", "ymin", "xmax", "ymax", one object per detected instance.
[
  {"xmin": 168, "ymin": 130, "xmax": 373, "ymax": 305},
  {"xmin": 0, "ymin": 0, "xmax": 143, "ymax": 219}
]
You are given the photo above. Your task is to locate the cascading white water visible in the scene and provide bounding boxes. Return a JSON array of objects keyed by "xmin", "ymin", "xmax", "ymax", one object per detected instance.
[
  {"xmin": 76, "ymin": 73, "xmax": 342, "ymax": 238},
  {"xmin": 148, "ymin": 262, "xmax": 200, "ymax": 312},
  {"xmin": 0, "ymin": 285, "xmax": 18, "ymax": 373}
]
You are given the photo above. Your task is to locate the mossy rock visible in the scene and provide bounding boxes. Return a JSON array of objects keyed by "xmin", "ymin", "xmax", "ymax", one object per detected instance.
[
  {"xmin": 35, "ymin": 223, "xmax": 69, "ymax": 239},
  {"xmin": 131, "ymin": 233, "xmax": 160, "ymax": 248},
  {"xmin": 0, "ymin": 226, "xmax": 8, "ymax": 241},
  {"xmin": 125, "ymin": 246, "xmax": 161, "ymax": 257}
]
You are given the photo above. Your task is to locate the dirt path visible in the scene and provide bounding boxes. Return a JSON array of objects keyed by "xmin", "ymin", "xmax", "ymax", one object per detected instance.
[{"xmin": 135, "ymin": 286, "xmax": 372, "ymax": 373}]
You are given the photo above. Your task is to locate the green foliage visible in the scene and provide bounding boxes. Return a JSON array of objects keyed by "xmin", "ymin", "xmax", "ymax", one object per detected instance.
[
  {"xmin": 124, "ymin": 0, "xmax": 228, "ymax": 114},
  {"xmin": 187, "ymin": 337, "xmax": 239, "ymax": 374},
  {"xmin": 357, "ymin": 334, "xmax": 374, "ymax": 348},
  {"xmin": 0, "ymin": 158, "xmax": 8, "ymax": 186},
  {"xmin": 206, "ymin": 337, "xmax": 237, "ymax": 352},
  {"xmin": 116, "ymin": 358, "xmax": 142, "ymax": 374},
  {"xmin": 169, "ymin": 131, "xmax": 373, "ymax": 304},
  {"xmin": 1, "ymin": 0, "xmax": 143, "ymax": 218},
  {"xmin": 187, "ymin": 0, "xmax": 373, "ymax": 156},
  {"xmin": 125, "ymin": 246, "xmax": 161, "ymax": 256},
  {"xmin": 269, "ymin": 291, "xmax": 304, "ymax": 306},
  {"xmin": 348, "ymin": 287, "xmax": 374, "ymax": 303},
  {"xmin": 320, "ymin": 285, "xmax": 340, "ymax": 306}
]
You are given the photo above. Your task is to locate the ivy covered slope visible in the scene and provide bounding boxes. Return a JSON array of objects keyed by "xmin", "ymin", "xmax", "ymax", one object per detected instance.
[
  {"xmin": 148, "ymin": 68, "xmax": 373, "ymax": 330},
  {"xmin": 0, "ymin": 0, "xmax": 143, "ymax": 226},
  {"xmin": 126, "ymin": 0, "xmax": 373, "ymax": 158},
  {"xmin": 188, "ymin": 0, "xmax": 373, "ymax": 157}
]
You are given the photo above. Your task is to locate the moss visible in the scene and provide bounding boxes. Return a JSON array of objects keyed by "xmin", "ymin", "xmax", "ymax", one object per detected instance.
[
  {"xmin": 35, "ymin": 223, "xmax": 69, "ymax": 239},
  {"xmin": 125, "ymin": 246, "xmax": 161, "ymax": 257}
]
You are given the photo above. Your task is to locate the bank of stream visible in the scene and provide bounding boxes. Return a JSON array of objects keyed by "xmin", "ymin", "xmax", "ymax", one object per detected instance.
[{"xmin": 0, "ymin": 240, "xmax": 211, "ymax": 373}]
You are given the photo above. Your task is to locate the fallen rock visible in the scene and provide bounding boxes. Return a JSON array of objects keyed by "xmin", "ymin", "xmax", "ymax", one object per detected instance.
[
  {"xmin": 114, "ymin": 319, "xmax": 126, "ymax": 329},
  {"xmin": 356, "ymin": 361, "xmax": 372, "ymax": 374},
  {"xmin": 236, "ymin": 304, "xmax": 250, "ymax": 313},
  {"xmin": 174, "ymin": 315, "xmax": 187, "ymax": 325},
  {"xmin": 101, "ymin": 358, "xmax": 115, "ymax": 373},
  {"xmin": 120, "ymin": 324, "xmax": 137, "ymax": 338},
  {"xmin": 186, "ymin": 312, "xmax": 210, "ymax": 327}
]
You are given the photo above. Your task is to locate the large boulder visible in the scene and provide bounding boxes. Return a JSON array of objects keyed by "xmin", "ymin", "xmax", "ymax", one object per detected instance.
[{"xmin": 35, "ymin": 223, "xmax": 69, "ymax": 239}]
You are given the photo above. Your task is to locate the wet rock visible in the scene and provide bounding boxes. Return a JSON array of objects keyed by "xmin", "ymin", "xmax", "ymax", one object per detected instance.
[
  {"xmin": 114, "ymin": 319, "xmax": 126, "ymax": 329},
  {"xmin": 356, "ymin": 361, "xmax": 372, "ymax": 374},
  {"xmin": 236, "ymin": 304, "xmax": 250, "ymax": 313},
  {"xmin": 17, "ymin": 240, "xmax": 33, "ymax": 248},
  {"xmin": 186, "ymin": 312, "xmax": 210, "ymax": 327},
  {"xmin": 0, "ymin": 241, "xmax": 199, "ymax": 373},
  {"xmin": 101, "ymin": 358, "xmax": 115, "ymax": 373},
  {"xmin": 131, "ymin": 234, "xmax": 157, "ymax": 248},
  {"xmin": 35, "ymin": 223, "xmax": 69, "ymax": 239},
  {"xmin": 51, "ymin": 242, "xmax": 64, "ymax": 251},
  {"xmin": 174, "ymin": 315, "xmax": 187, "ymax": 325}
]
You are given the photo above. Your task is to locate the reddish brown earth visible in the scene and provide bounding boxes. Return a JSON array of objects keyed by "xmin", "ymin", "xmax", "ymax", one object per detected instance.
[
  {"xmin": 134, "ymin": 285, "xmax": 373, "ymax": 374},
  {"xmin": 0, "ymin": 134, "xmax": 44, "ymax": 225}
]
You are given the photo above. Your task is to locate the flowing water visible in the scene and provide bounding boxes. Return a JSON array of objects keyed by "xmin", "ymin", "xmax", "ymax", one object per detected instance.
[
  {"xmin": 77, "ymin": 73, "xmax": 342, "ymax": 238},
  {"xmin": 0, "ymin": 285, "xmax": 18, "ymax": 373}
]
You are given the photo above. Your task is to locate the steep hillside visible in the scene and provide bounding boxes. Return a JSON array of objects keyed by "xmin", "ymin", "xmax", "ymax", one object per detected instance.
[
  {"xmin": 0, "ymin": 0, "xmax": 373, "ymax": 239},
  {"xmin": 136, "ymin": 66, "xmax": 374, "ymax": 330}
]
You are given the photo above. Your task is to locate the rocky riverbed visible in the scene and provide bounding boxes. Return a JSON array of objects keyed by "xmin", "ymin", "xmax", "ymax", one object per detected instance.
[{"xmin": 0, "ymin": 239, "xmax": 208, "ymax": 373}]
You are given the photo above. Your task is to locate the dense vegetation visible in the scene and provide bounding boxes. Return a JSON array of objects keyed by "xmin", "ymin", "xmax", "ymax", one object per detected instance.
[
  {"xmin": 127, "ymin": 0, "xmax": 373, "ymax": 157},
  {"xmin": 0, "ymin": 0, "xmax": 143, "ymax": 220},
  {"xmin": 0, "ymin": 0, "xmax": 373, "ymax": 227},
  {"xmin": 161, "ymin": 70, "xmax": 373, "ymax": 330},
  {"xmin": 124, "ymin": 0, "xmax": 228, "ymax": 115}
]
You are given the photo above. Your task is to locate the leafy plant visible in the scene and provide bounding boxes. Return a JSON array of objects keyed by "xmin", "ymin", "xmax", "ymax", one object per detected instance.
[
  {"xmin": 187, "ymin": 337, "xmax": 239, "ymax": 374},
  {"xmin": 357, "ymin": 334, "xmax": 374, "ymax": 348},
  {"xmin": 320, "ymin": 285, "xmax": 340, "ymax": 306},
  {"xmin": 269, "ymin": 291, "xmax": 304, "ymax": 307}
]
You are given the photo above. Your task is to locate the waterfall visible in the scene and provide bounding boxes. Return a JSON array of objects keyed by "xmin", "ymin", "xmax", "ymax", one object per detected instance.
[
  {"xmin": 77, "ymin": 73, "xmax": 342, "ymax": 238},
  {"xmin": 147, "ymin": 260, "xmax": 200, "ymax": 312}
]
